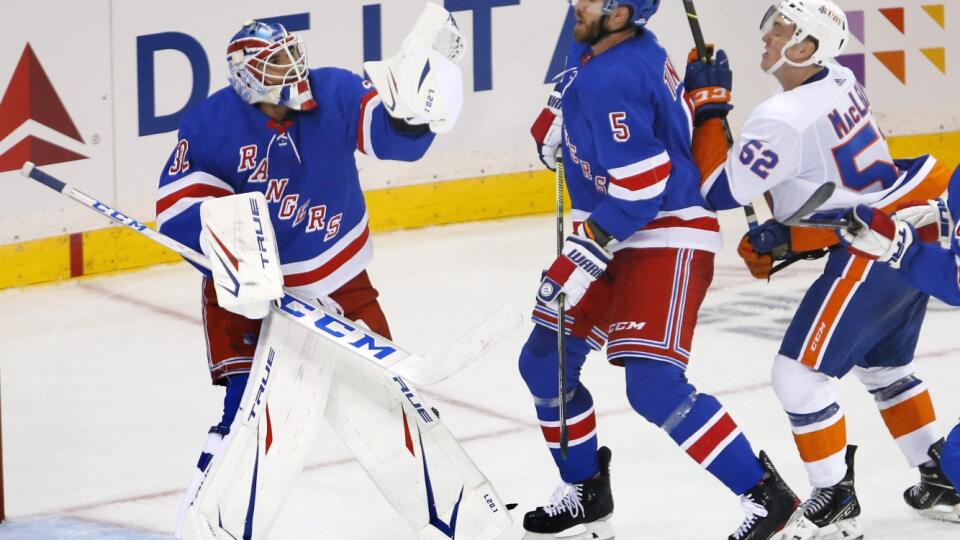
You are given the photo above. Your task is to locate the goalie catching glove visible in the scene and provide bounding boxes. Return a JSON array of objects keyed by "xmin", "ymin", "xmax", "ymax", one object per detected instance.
[
  {"xmin": 200, "ymin": 192, "xmax": 283, "ymax": 319},
  {"xmin": 363, "ymin": 3, "xmax": 466, "ymax": 134}
]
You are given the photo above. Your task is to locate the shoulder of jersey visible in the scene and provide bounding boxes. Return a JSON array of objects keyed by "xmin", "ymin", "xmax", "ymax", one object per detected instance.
[{"xmin": 179, "ymin": 86, "xmax": 246, "ymax": 133}]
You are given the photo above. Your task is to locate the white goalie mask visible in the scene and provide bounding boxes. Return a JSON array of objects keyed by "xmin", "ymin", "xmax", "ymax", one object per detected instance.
[
  {"xmin": 226, "ymin": 20, "xmax": 316, "ymax": 111},
  {"xmin": 761, "ymin": 0, "xmax": 849, "ymax": 74}
]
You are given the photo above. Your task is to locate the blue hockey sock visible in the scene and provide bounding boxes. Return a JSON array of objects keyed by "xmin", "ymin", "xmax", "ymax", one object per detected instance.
[
  {"xmin": 537, "ymin": 384, "xmax": 599, "ymax": 483},
  {"xmin": 942, "ymin": 422, "xmax": 960, "ymax": 491},
  {"xmin": 519, "ymin": 324, "xmax": 598, "ymax": 482},
  {"xmin": 625, "ymin": 359, "xmax": 763, "ymax": 495}
]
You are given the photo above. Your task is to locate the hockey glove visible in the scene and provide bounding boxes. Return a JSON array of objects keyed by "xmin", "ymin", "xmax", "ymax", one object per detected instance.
[
  {"xmin": 737, "ymin": 220, "xmax": 790, "ymax": 279},
  {"xmin": 538, "ymin": 223, "xmax": 612, "ymax": 309},
  {"xmin": 684, "ymin": 46, "xmax": 733, "ymax": 126},
  {"xmin": 530, "ymin": 82, "xmax": 563, "ymax": 171},
  {"xmin": 839, "ymin": 205, "xmax": 915, "ymax": 269},
  {"xmin": 893, "ymin": 198, "xmax": 952, "ymax": 246}
]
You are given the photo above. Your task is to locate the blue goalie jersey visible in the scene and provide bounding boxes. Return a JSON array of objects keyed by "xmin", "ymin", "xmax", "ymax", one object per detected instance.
[
  {"xmin": 558, "ymin": 30, "xmax": 720, "ymax": 253},
  {"xmin": 157, "ymin": 67, "xmax": 434, "ymax": 298}
]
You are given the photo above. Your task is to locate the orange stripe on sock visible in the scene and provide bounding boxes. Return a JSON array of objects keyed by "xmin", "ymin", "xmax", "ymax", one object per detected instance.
[
  {"xmin": 880, "ymin": 390, "xmax": 936, "ymax": 439},
  {"xmin": 801, "ymin": 258, "xmax": 870, "ymax": 368},
  {"xmin": 794, "ymin": 415, "xmax": 847, "ymax": 463}
]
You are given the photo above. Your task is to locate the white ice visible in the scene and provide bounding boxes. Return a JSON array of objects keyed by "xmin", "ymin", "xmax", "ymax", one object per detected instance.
[{"xmin": 2, "ymin": 212, "xmax": 960, "ymax": 539}]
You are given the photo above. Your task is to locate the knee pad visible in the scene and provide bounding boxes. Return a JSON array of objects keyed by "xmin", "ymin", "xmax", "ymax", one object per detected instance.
[
  {"xmin": 518, "ymin": 324, "xmax": 590, "ymax": 399},
  {"xmin": 771, "ymin": 354, "xmax": 836, "ymax": 414},
  {"xmin": 624, "ymin": 359, "xmax": 696, "ymax": 426}
]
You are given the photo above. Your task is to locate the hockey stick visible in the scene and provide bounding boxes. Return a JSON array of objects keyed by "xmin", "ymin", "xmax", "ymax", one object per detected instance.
[
  {"xmin": 767, "ymin": 182, "xmax": 839, "ymax": 276},
  {"xmin": 19, "ymin": 162, "xmax": 519, "ymax": 387},
  {"xmin": 682, "ymin": 0, "xmax": 759, "ymax": 231},
  {"xmin": 555, "ymin": 149, "xmax": 570, "ymax": 459}
]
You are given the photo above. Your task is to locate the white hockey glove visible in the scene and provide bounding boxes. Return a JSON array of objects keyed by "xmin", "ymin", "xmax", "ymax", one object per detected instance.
[
  {"xmin": 892, "ymin": 198, "xmax": 952, "ymax": 247},
  {"xmin": 538, "ymin": 221, "xmax": 612, "ymax": 309},
  {"xmin": 530, "ymin": 82, "xmax": 563, "ymax": 171},
  {"xmin": 200, "ymin": 193, "xmax": 283, "ymax": 319},
  {"xmin": 363, "ymin": 3, "xmax": 465, "ymax": 134},
  {"xmin": 840, "ymin": 204, "xmax": 915, "ymax": 269}
]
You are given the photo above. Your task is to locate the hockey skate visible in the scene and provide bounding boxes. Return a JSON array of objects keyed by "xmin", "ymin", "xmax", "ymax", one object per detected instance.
[
  {"xmin": 729, "ymin": 451, "xmax": 800, "ymax": 540},
  {"xmin": 777, "ymin": 445, "xmax": 863, "ymax": 540},
  {"xmin": 903, "ymin": 438, "xmax": 960, "ymax": 523},
  {"xmin": 522, "ymin": 446, "xmax": 614, "ymax": 540}
]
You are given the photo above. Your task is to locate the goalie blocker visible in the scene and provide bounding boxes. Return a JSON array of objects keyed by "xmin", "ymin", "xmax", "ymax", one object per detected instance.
[{"xmin": 177, "ymin": 303, "xmax": 512, "ymax": 539}]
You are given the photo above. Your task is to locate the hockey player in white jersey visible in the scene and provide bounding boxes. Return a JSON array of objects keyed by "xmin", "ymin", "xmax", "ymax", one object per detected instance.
[{"xmin": 685, "ymin": 1, "xmax": 959, "ymax": 538}]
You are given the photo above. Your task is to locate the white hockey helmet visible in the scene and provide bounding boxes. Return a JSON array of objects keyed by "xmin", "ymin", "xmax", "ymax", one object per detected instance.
[{"xmin": 761, "ymin": 0, "xmax": 849, "ymax": 74}]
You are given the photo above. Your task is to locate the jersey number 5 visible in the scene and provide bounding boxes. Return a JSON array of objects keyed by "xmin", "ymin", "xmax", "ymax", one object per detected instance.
[
  {"xmin": 831, "ymin": 124, "xmax": 898, "ymax": 191},
  {"xmin": 739, "ymin": 140, "xmax": 779, "ymax": 179},
  {"xmin": 609, "ymin": 112, "xmax": 630, "ymax": 142}
]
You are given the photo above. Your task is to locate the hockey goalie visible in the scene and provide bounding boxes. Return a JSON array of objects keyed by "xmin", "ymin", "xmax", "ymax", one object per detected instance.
[
  {"xmin": 153, "ymin": 3, "xmax": 510, "ymax": 538},
  {"xmin": 174, "ymin": 199, "xmax": 511, "ymax": 539}
]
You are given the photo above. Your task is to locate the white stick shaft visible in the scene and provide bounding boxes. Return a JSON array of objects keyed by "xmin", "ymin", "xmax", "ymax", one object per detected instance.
[{"xmin": 20, "ymin": 161, "xmax": 211, "ymax": 270}]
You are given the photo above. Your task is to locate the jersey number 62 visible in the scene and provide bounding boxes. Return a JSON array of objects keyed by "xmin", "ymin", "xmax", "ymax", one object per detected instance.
[{"xmin": 739, "ymin": 140, "xmax": 779, "ymax": 179}]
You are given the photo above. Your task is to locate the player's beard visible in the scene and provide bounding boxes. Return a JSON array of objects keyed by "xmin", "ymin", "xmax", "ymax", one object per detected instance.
[{"xmin": 573, "ymin": 17, "xmax": 602, "ymax": 43}]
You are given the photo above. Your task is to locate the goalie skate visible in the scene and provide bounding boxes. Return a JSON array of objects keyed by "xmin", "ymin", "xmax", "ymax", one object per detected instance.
[{"xmin": 522, "ymin": 447, "xmax": 614, "ymax": 540}]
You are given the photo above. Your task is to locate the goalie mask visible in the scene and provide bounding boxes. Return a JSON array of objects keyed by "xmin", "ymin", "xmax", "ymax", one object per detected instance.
[
  {"xmin": 761, "ymin": 0, "xmax": 849, "ymax": 74},
  {"xmin": 227, "ymin": 20, "xmax": 316, "ymax": 111}
]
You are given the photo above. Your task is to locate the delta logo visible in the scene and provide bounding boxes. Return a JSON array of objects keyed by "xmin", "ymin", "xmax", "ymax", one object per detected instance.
[
  {"xmin": 836, "ymin": 5, "xmax": 946, "ymax": 86},
  {"xmin": 0, "ymin": 44, "xmax": 87, "ymax": 173}
]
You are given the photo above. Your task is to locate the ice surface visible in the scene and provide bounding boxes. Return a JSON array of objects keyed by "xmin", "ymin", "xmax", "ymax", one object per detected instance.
[{"xmin": 1, "ymin": 213, "xmax": 959, "ymax": 539}]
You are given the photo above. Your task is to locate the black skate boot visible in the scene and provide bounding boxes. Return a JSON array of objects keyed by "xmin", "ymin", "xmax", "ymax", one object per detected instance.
[
  {"xmin": 778, "ymin": 445, "xmax": 863, "ymax": 540},
  {"xmin": 903, "ymin": 438, "xmax": 960, "ymax": 523},
  {"xmin": 522, "ymin": 446, "xmax": 614, "ymax": 540},
  {"xmin": 728, "ymin": 450, "xmax": 800, "ymax": 540}
]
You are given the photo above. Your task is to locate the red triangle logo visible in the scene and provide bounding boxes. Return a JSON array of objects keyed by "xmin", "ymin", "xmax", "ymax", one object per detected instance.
[
  {"xmin": 0, "ymin": 136, "xmax": 87, "ymax": 171},
  {"xmin": 0, "ymin": 43, "xmax": 86, "ymax": 172},
  {"xmin": 879, "ymin": 7, "xmax": 906, "ymax": 34}
]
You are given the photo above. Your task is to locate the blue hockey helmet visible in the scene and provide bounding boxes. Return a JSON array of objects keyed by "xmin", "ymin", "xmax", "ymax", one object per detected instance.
[
  {"xmin": 603, "ymin": 0, "xmax": 660, "ymax": 26},
  {"xmin": 226, "ymin": 20, "xmax": 316, "ymax": 111}
]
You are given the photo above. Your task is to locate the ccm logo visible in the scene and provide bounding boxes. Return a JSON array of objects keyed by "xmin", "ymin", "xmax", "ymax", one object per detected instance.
[{"xmin": 609, "ymin": 321, "xmax": 646, "ymax": 332}]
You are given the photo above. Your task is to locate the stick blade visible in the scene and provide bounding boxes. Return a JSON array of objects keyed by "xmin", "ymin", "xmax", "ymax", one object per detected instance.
[
  {"xmin": 782, "ymin": 182, "xmax": 837, "ymax": 226},
  {"xmin": 416, "ymin": 304, "xmax": 523, "ymax": 385}
]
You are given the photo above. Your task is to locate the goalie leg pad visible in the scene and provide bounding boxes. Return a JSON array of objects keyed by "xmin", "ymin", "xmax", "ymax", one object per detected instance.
[{"xmin": 177, "ymin": 308, "xmax": 335, "ymax": 539}]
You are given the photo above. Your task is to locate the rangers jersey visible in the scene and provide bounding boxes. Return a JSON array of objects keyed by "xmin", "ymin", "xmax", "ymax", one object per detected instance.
[
  {"xmin": 157, "ymin": 67, "xmax": 434, "ymax": 299},
  {"xmin": 558, "ymin": 30, "xmax": 721, "ymax": 254}
]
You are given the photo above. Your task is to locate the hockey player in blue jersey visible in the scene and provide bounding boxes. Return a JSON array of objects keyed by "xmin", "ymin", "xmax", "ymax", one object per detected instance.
[
  {"xmin": 839, "ymin": 176, "xmax": 960, "ymax": 523},
  {"xmin": 156, "ymin": 17, "xmax": 464, "ymax": 536},
  {"xmin": 521, "ymin": 2, "xmax": 799, "ymax": 539}
]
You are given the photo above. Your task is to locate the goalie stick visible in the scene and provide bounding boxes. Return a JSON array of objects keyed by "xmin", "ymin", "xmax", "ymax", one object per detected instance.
[{"xmin": 19, "ymin": 162, "xmax": 519, "ymax": 387}]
